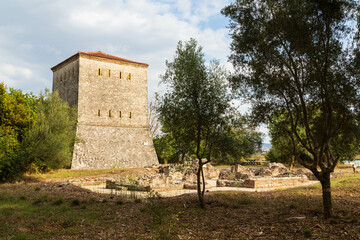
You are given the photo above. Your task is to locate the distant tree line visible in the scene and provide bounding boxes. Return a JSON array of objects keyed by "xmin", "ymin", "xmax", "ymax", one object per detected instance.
[{"xmin": 0, "ymin": 83, "xmax": 77, "ymax": 182}]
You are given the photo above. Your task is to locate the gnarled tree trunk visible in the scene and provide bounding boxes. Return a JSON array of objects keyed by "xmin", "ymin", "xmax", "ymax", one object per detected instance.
[
  {"xmin": 196, "ymin": 161, "xmax": 205, "ymax": 208},
  {"xmin": 320, "ymin": 172, "xmax": 333, "ymax": 219}
]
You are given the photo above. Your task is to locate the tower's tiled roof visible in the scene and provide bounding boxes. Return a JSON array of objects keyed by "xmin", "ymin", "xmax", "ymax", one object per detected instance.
[
  {"xmin": 51, "ymin": 51, "xmax": 148, "ymax": 71},
  {"xmin": 79, "ymin": 51, "xmax": 148, "ymax": 67}
]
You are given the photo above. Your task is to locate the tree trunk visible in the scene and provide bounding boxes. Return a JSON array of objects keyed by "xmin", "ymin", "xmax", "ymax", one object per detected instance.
[
  {"xmin": 289, "ymin": 155, "xmax": 295, "ymax": 171},
  {"xmin": 196, "ymin": 161, "xmax": 205, "ymax": 208},
  {"xmin": 201, "ymin": 165, "xmax": 206, "ymax": 198},
  {"xmin": 320, "ymin": 172, "xmax": 333, "ymax": 219}
]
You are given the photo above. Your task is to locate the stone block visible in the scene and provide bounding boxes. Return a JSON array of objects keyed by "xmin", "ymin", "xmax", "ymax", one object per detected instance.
[{"xmin": 216, "ymin": 179, "xmax": 245, "ymax": 187}]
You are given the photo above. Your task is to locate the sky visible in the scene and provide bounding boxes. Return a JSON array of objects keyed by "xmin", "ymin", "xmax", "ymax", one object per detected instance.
[{"xmin": 0, "ymin": 0, "xmax": 270, "ymax": 143}]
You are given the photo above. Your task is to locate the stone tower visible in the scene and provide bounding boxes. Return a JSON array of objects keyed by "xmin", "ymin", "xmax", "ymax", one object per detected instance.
[{"xmin": 51, "ymin": 51, "xmax": 159, "ymax": 169}]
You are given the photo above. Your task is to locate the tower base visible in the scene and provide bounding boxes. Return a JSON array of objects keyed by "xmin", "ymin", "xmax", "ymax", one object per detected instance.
[{"xmin": 71, "ymin": 124, "xmax": 159, "ymax": 169}]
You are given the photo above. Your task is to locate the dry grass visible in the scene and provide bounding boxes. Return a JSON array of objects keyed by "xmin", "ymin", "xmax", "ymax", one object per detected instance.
[
  {"xmin": 1, "ymin": 170, "xmax": 359, "ymax": 239},
  {"xmin": 30, "ymin": 167, "xmax": 151, "ymax": 179}
]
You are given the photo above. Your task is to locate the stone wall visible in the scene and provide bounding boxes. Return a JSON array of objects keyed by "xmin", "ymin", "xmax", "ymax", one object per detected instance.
[
  {"xmin": 217, "ymin": 176, "xmax": 309, "ymax": 188},
  {"xmin": 77, "ymin": 56, "xmax": 149, "ymax": 127},
  {"xmin": 52, "ymin": 59, "xmax": 79, "ymax": 107},
  {"xmin": 52, "ymin": 52, "xmax": 159, "ymax": 169},
  {"xmin": 72, "ymin": 124, "xmax": 157, "ymax": 169},
  {"xmin": 243, "ymin": 177, "xmax": 309, "ymax": 188}
]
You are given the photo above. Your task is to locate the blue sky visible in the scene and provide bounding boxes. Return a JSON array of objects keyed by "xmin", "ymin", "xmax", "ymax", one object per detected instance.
[{"xmin": 0, "ymin": 0, "xmax": 270, "ymax": 142}]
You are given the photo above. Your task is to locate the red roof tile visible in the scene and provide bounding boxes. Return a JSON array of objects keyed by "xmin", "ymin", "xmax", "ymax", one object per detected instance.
[
  {"xmin": 51, "ymin": 51, "xmax": 148, "ymax": 71},
  {"xmin": 79, "ymin": 51, "xmax": 148, "ymax": 67}
]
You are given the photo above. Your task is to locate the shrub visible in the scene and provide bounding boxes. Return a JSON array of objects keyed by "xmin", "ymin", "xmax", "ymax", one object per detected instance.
[
  {"xmin": 0, "ymin": 84, "xmax": 77, "ymax": 182},
  {"xmin": 239, "ymin": 197, "xmax": 253, "ymax": 205},
  {"xmin": 71, "ymin": 199, "xmax": 80, "ymax": 206},
  {"xmin": 18, "ymin": 195, "xmax": 26, "ymax": 201},
  {"xmin": 53, "ymin": 199, "xmax": 64, "ymax": 206},
  {"xmin": 0, "ymin": 83, "xmax": 35, "ymax": 182},
  {"xmin": 23, "ymin": 90, "xmax": 77, "ymax": 171},
  {"xmin": 303, "ymin": 229, "xmax": 312, "ymax": 238},
  {"xmin": 32, "ymin": 195, "xmax": 48, "ymax": 206}
]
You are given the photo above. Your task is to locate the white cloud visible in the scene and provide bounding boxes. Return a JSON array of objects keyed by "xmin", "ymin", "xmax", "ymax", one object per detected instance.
[
  {"xmin": 0, "ymin": 0, "xmax": 271, "ymax": 140},
  {"xmin": 0, "ymin": 64, "xmax": 33, "ymax": 79},
  {"xmin": 0, "ymin": 0, "xmax": 232, "ymax": 99},
  {"xmin": 0, "ymin": 63, "xmax": 49, "ymax": 92},
  {"xmin": 49, "ymin": 0, "xmax": 230, "ymax": 99},
  {"xmin": 175, "ymin": 0, "xmax": 192, "ymax": 19}
]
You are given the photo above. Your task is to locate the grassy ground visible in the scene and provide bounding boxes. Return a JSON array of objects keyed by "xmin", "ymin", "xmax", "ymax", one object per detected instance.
[
  {"xmin": 30, "ymin": 162, "xmax": 352, "ymax": 178},
  {"xmin": 30, "ymin": 167, "xmax": 149, "ymax": 179},
  {"xmin": 1, "ymin": 169, "xmax": 359, "ymax": 239}
]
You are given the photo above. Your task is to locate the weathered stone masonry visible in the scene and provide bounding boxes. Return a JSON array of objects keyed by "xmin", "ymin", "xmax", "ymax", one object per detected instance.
[{"xmin": 52, "ymin": 51, "xmax": 159, "ymax": 169}]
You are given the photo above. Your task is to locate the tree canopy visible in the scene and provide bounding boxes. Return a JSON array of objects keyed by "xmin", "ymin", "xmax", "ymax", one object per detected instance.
[
  {"xmin": 159, "ymin": 39, "xmax": 231, "ymax": 162},
  {"xmin": 210, "ymin": 115, "xmax": 262, "ymax": 165},
  {"xmin": 0, "ymin": 84, "xmax": 77, "ymax": 181},
  {"xmin": 159, "ymin": 38, "xmax": 234, "ymax": 207},
  {"xmin": 223, "ymin": 0, "xmax": 360, "ymax": 219},
  {"xmin": 0, "ymin": 83, "xmax": 35, "ymax": 181},
  {"xmin": 23, "ymin": 89, "xmax": 77, "ymax": 172}
]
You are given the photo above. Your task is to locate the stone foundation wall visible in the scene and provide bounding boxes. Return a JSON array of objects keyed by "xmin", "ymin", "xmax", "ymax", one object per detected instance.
[
  {"xmin": 72, "ymin": 124, "xmax": 158, "ymax": 169},
  {"xmin": 243, "ymin": 177, "xmax": 309, "ymax": 188}
]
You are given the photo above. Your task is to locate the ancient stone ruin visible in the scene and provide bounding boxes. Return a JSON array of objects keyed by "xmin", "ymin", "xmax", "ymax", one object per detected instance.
[
  {"xmin": 217, "ymin": 163, "xmax": 309, "ymax": 188},
  {"xmin": 105, "ymin": 160, "xmax": 220, "ymax": 192},
  {"xmin": 103, "ymin": 161, "xmax": 311, "ymax": 194}
]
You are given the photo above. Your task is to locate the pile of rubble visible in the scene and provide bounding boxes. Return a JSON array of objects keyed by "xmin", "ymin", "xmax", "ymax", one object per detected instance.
[
  {"xmin": 181, "ymin": 159, "xmax": 219, "ymax": 189},
  {"xmin": 217, "ymin": 163, "xmax": 309, "ymax": 188},
  {"xmin": 105, "ymin": 162, "xmax": 316, "ymax": 191},
  {"xmin": 106, "ymin": 159, "xmax": 219, "ymax": 191}
]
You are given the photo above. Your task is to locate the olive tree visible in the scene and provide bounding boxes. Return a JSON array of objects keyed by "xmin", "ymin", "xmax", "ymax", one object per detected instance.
[
  {"xmin": 159, "ymin": 39, "xmax": 231, "ymax": 207},
  {"xmin": 223, "ymin": 0, "xmax": 360, "ymax": 219}
]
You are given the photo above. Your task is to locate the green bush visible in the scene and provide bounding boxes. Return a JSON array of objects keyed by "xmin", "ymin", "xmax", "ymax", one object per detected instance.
[
  {"xmin": 71, "ymin": 199, "xmax": 80, "ymax": 206},
  {"xmin": 0, "ymin": 83, "xmax": 35, "ymax": 182},
  {"xmin": 18, "ymin": 195, "xmax": 27, "ymax": 201},
  {"xmin": 23, "ymin": 89, "xmax": 77, "ymax": 171},
  {"xmin": 53, "ymin": 198, "xmax": 64, "ymax": 206},
  {"xmin": 0, "ymin": 84, "xmax": 77, "ymax": 182}
]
